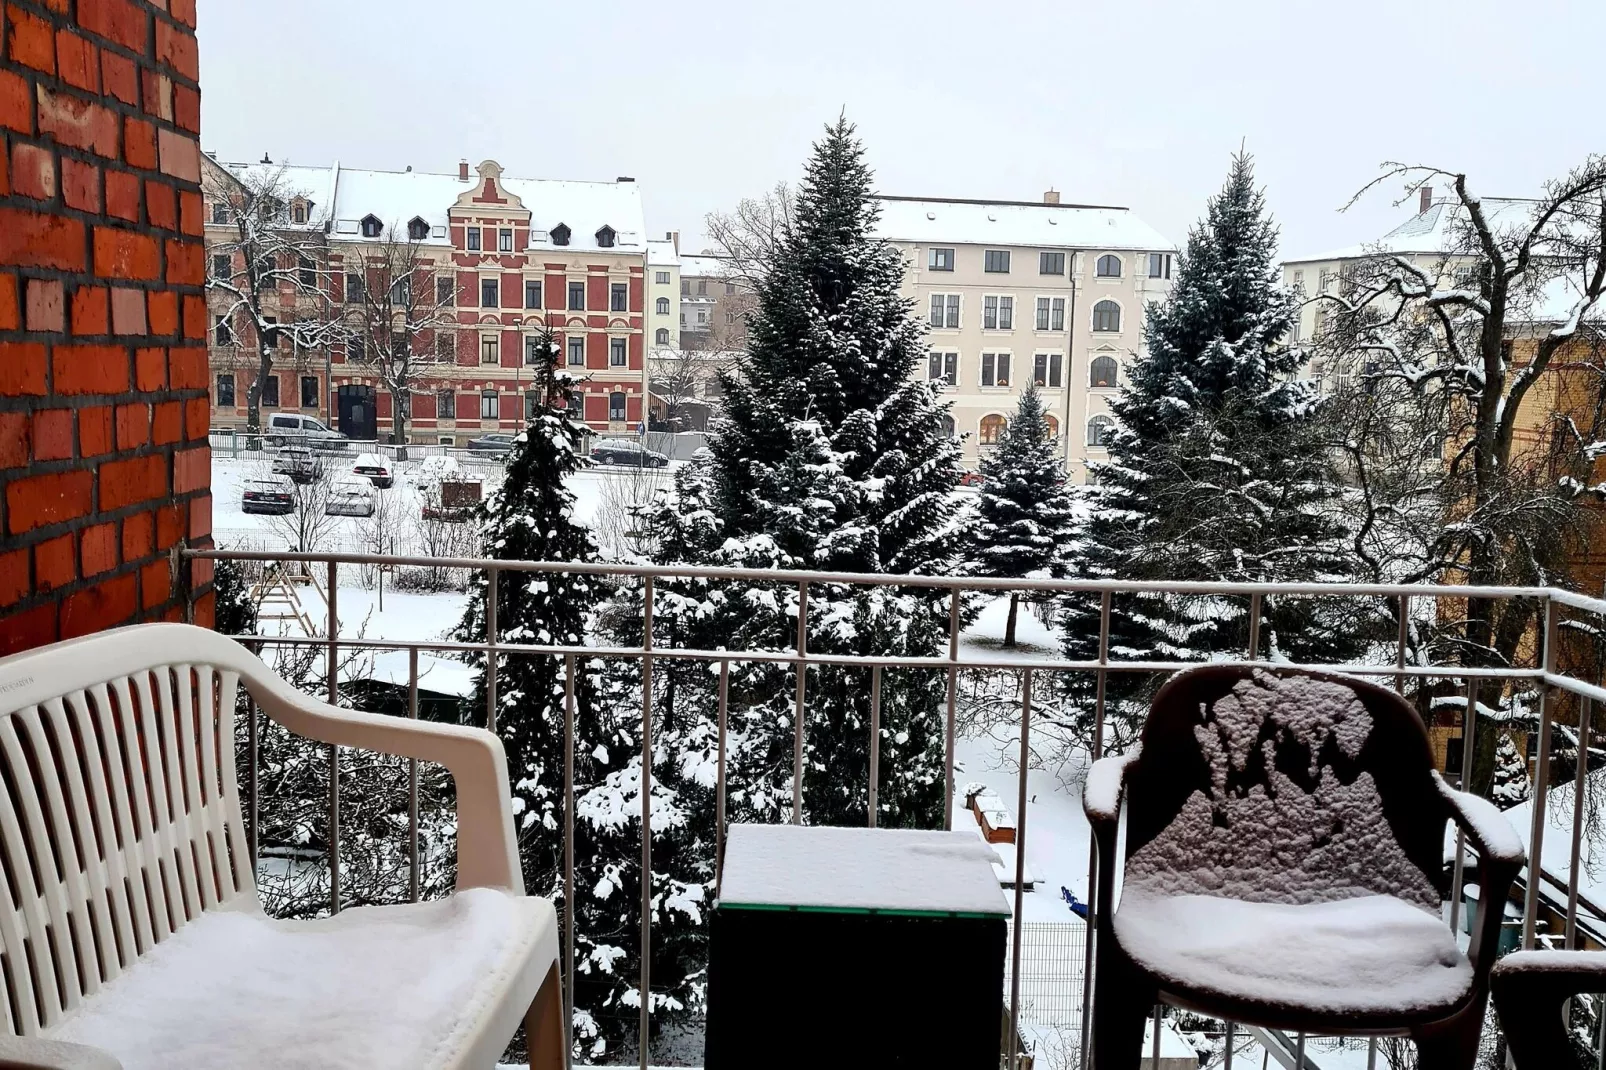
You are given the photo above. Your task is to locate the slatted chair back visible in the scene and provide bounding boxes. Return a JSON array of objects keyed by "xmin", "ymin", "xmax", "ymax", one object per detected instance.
[{"xmin": 0, "ymin": 637, "xmax": 253, "ymax": 1037}]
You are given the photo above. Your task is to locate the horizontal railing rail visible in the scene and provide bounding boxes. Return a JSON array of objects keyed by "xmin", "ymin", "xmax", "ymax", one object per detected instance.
[{"xmin": 180, "ymin": 547, "xmax": 1606, "ymax": 1070}]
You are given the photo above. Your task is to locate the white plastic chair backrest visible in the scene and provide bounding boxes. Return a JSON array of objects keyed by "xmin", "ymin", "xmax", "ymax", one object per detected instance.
[{"xmin": 0, "ymin": 626, "xmax": 256, "ymax": 1036}]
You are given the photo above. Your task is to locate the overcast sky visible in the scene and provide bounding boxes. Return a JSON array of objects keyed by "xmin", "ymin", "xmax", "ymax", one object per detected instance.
[{"xmin": 197, "ymin": 0, "xmax": 1602, "ymax": 261}]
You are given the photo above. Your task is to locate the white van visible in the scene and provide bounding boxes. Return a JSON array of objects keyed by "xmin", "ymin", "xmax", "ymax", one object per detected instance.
[{"xmin": 265, "ymin": 412, "xmax": 349, "ymax": 451}]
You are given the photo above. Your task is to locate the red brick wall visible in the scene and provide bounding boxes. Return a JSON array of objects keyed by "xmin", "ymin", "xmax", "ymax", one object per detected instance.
[{"xmin": 0, "ymin": 0, "xmax": 210, "ymax": 655}]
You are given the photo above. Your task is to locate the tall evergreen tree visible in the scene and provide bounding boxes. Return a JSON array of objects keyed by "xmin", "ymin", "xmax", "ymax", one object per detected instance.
[
  {"xmin": 1060, "ymin": 152, "xmax": 1367, "ymax": 743},
  {"xmin": 967, "ymin": 384, "xmax": 1077, "ymax": 647}
]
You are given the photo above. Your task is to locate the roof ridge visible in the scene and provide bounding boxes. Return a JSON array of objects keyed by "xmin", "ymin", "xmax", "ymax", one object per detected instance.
[{"xmin": 876, "ymin": 194, "xmax": 1129, "ymax": 212}]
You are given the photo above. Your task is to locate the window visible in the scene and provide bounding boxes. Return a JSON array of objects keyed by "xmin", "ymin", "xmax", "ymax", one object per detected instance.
[
  {"xmin": 349, "ymin": 335, "xmax": 365, "ymax": 362},
  {"xmin": 390, "ymin": 276, "xmax": 411, "ymax": 306},
  {"xmin": 568, "ymin": 282, "xmax": 585, "ymax": 310},
  {"xmin": 595, "ymin": 226, "xmax": 616, "ymax": 248},
  {"xmin": 927, "ymin": 351, "xmax": 958, "ymax": 387},
  {"xmin": 525, "ymin": 335, "xmax": 543, "ymax": 365},
  {"xmin": 567, "ymin": 337, "xmax": 585, "ymax": 366},
  {"xmin": 1319, "ymin": 269, "xmax": 1333, "ymax": 294},
  {"xmin": 214, "ymin": 315, "xmax": 234, "ymax": 346},
  {"xmin": 1291, "ymin": 268, "xmax": 1305, "ymax": 293},
  {"xmin": 610, "ymin": 338, "xmax": 627, "ymax": 367},
  {"xmin": 1035, "ymin": 296, "xmax": 1066, "ymax": 331},
  {"xmin": 1093, "ymin": 300, "xmax": 1121, "ymax": 332},
  {"xmin": 655, "ymin": 328, "xmax": 670, "ymax": 345},
  {"xmin": 210, "ymin": 201, "xmax": 228, "ymax": 224},
  {"xmin": 437, "ymin": 390, "xmax": 456, "ymax": 420},
  {"xmin": 979, "ymin": 414, "xmax": 1007, "ymax": 445},
  {"xmin": 1291, "ymin": 317, "xmax": 1302, "ymax": 343},
  {"xmin": 1148, "ymin": 253, "xmax": 1172, "ymax": 279},
  {"xmin": 216, "ymin": 373, "xmax": 235, "ymax": 407},
  {"xmin": 300, "ymin": 375, "xmax": 318, "ymax": 408},
  {"xmin": 255, "ymin": 255, "xmax": 275, "ymax": 287},
  {"xmin": 293, "ymin": 255, "xmax": 315, "ymax": 287},
  {"xmin": 210, "ymin": 254, "xmax": 229, "ymax": 279},
  {"xmin": 984, "ymin": 250, "xmax": 1011, "ymax": 273},
  {"xmin": 928, "ymin": 293, "xmax": 960, "ymax": 329},
  {"xmin": 523, "ymin": 392, "xmax": 539, "ymax": 423},
  {"xmin": 292, "ymin": 201, "xmax": 306, "ymax": 224},
  {"xmin": 261, "ymin": 316, "xmax": 278, "ymax": 349},
  {"xmin": 466, "ymin": 227, "xmax": 481, "ymax": 252},
  {"xmin": 551, "ymin": 224, "xmax": 571, "ymax": 247},
  {"xmin": 929, "ymin": 247, "xmax": 955, "ymax": 271},
  {"xmin": 1096, "ymin": 255, "xmax": 1122, "ymax": 278},
  {"xmin": 981, "ymin": 295, "xmax": 1014, "ymax": 330},
  {"xmin": 499, "ymin": 228, "xmax": 513, "ymax": 253},
  {"xmin": 696, "ymin": 279, "xmax": 707, "ymax": 296},
  {"xmin": 1040, "ymin": 251, "xmax": 1065, "ymax": 275},
  {"xmin": 1044, "ymin": 414, "xmax": 1059, "ymax": 439},
  {"xmin": 514, "ymin": 279, "xmax": 537, "ymax": 310},
  {"xmin": 1087, "ymin": 415, "xmax": 1114, "ymax": 447},
  {"xmin": 1034, "ymin": 353, "xmax": 1064, "ymax": 388},
  {"xmin": 697, "ymin": 310, "xmax": 707, "ymax": 325},
  {"xmin": 408, "ymin": 217, "xmax": 429, "ymax": 241},
  {"xmin": 656, "ymin": 297, "xmax": 670, "ymax": 315},
  {"xmin": 655, "ymin": 271, "xmax": 670, "ymax": 284},
  {"xmin": 480, "ymin": 390, "xmax": 499, "ymax": 420},
  {"xmin": 611, "ymin": 283, "xmax": 628, "ymax": 312},
  {"xmin": 725, "ymin": 282, "xmax": 736, "ymax": 295},
  {"xmin": 609, "ymin": 391, "xmax": 626, "ymax": 421},
  {"xmin": 261, "ymin": 374, "xmax": 279, "ymax": 407},
  {"xmin": 980, "ymin": 352, "xmax": 1011, "ymax": 387},
  {"xmin": 481, "ymin": 336, "xmax": 499, "ymax": 365},
  {"xmin": 361, "ymin": 215, "xmax": 382, "ymax": 239},
  {"xmin": 1089, "ymin": 355, "xmax": 1118, "ymax": 388},
  {"xmin": 438, "ymin": 276, "xmax": 456, "ymax": 306},
  {"xmin": 346, "ymin": 273, "xmax": 365, "ymax": 304},
  {"xmin": 680, "ymin": 280, "xmax": 690, "ymax": 295},
  {"xmin": 940, "ymin": 414, "xmax": 956, "ymax": 438},
  {"xmin": 436, "ymin": 332, "xmax": 454, "ymax": 359},
  {"xmin": 480, "ymin": 278, "xmax": 499, "ymax": 308}
]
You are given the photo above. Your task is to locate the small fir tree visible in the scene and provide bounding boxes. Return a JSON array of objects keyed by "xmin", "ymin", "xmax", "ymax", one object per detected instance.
[{"xmin": 1490, "ymin": 732, "xmax": 1532, "ymax": 805}]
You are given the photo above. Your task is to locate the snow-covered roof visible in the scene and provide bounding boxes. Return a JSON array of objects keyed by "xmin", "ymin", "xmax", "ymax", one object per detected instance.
[
  {"xmin": 1288, "ymin": 197, "xmax": 1541, "ymax": 264},
  {"xmin": 212, "ymin": 160, "xmax": 339, "ymax": 230},
  {"xmin": 647, "ymin": 239, "xmax": 680, "ymax": 268},
  {"xmin": 873, "ymin": 195, "xmax": 1175, "ymax": 253},
  {"xmin": 679, "ymin": 254, "xmax": 740, "ymax": 278}
]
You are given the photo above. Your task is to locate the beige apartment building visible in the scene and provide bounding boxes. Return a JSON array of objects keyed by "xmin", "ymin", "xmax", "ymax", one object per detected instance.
[
  {"xmin": 648, "ymin": 235, "xmax": 680, "ymax": 350},
  {"xmin": 874, "ymin": 192, "xmax": 1175, "ymax": 477}
]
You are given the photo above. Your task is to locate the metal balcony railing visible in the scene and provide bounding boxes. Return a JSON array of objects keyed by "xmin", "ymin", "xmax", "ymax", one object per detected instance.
[{"xmin": 179, "ymin": 548, "xmax": 1606, "ymax": 1070}]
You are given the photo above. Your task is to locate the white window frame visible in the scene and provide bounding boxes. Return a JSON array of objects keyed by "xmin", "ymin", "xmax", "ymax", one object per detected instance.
[
  {"xmin": 1148, "ymin": 252, "xmax": 1172, "ymax": 279},
  {"xmin": 609, "ymin": 391, "xmax": 627, "ymax": 422},
  {"xmin": 480, "ymin": 390, "xmax": 499, "ymax": 420},
  {"xmin": 480, "ymin": 276, "xmax": 500, "ymax": 309},
  {"xmin": 1034, "ymin": 295, "xmax": 1066, "ymax": 332},
  {"xmin": 1087, "ymin": 414, "xmax": 1114, "ymax": 448},
  {"xmin": 980, "ymin": 351, "xmax": 1012, "ymax": 388},
  {"xmin": 928, "ymin": 247, "xmax": 955, "ymax": 271},
  {"xmin": 655, "ymin": 270, "xmax": 670, "ymax": 284},
  {"xmin": 480, "ymin": 335, "xmax": 499, "ymax": 365},
  {"xmin": 524, "ymin": 278, "xmax": 541, "ymax": 309},
  {"xmin": 1095, "ymin": 254, "xmax": 1123, "ymax": 279},
  {"xmin": 656, "ymin": 297, "xmax": 670, "ymax": 315},
  {"xmin": 1089, "ymin": 353, "xmax": 1120, "ymax": 389},
  {"xmin": 1039, "ymin": 250, "xmax": 1066, "ymax": 275},
  {"xmin": 928, "ymin": 293, "xmax": 961, "ymax": 329},
  {"xmin": 979, "ymin": 413, "xmax": 1008, "ymax": 446},
  {"xmin": 984, "ymin": 249, "xmax": 1011, "ymax": 273},
  {"xmin": 498, "ymin": 228, "xmax": 513, "ymax": 253},
  {"xmin": 567, "ymin": 336, "xmax": 585, "ymax": 366},
  {"xmin": 1033, "ymin": 351, "xmax": 1064, "ymax": 389},
  {"xmin": 524, "ymin": 335, "xmax": 542, "ymax": 365},
  {"xmin": 926, "ymin": 351, "xmax": 958, "ymax": 387},
  {"xmin": 982, "ymin": 295, "xmax": 1014, "ymax": 331},
  {"xmin": 610, "ymin": 337, "xmax": 628, "ymax": 367},
  {"xmin": 1092, "ymin": 299, "xmax": 1122, "ymax": 333}
]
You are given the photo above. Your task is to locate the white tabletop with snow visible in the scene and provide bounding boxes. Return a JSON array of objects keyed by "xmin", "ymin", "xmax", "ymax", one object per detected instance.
[{"xmin": 717, "ymin": 824, "xmax": 1011, "ymax": 915}]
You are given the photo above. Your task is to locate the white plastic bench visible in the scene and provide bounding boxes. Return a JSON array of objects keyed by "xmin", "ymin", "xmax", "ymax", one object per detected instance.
[{"xmin": 0, "ymin": 624, "xmax": 562, "ymax": 1070}]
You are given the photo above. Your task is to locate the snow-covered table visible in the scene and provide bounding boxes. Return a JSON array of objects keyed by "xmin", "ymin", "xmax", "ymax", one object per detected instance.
[{"xmin": 704, "ymin": 824, "xmax": 1010, "ymax": 1069}]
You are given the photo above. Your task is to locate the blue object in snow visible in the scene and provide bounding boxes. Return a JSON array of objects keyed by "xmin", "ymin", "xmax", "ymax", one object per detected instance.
[{"xmin": 1061, "ymin": 886, "xmax": 1088, "ymax": 919}]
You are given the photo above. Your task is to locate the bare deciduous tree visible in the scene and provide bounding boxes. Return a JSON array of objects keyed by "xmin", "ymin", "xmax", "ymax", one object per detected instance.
[{"xmin": 705, "ymin": 181, "xmax": 795, "ymax": 284}]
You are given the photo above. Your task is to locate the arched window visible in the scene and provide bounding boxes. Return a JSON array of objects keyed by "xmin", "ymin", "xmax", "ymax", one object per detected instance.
[
  {"xmin": 595, "ymin": 226, "xmax": 616, "ymax": 248},
  {"xmin": 940, "ymin": 414, "xmax": 956, "ymax": 439},
  {"xmin": 1090, "ymin": 355, "xmax": 1119, "ymax": 387},
  {"xmin": 979, "ymin": 414, "xmax": 1007, "ymax": 446},
  {"xmin": 1093, "ymin": 300, "xmax": 1121, "ymax": 332},
  {"xmin": 1087, "ymin": 415, "xmax": 1114, "ymax": 447},
  {"xmin": 1096, "ymin": 254, "xmax": 1122, "ymax": 278},
  {"xmin": 407, "ymin": 217, "xmax": 429, "ymax": 240},
  {"xmin": 656, "ymin": 297, "xmax": 670, "ymax": 315},
  {"xmin": 609, "ymin": 391, "xmax": 627, "ymax": 421},
  {"xmin": 551, "ymin": 223, "xmax": 571, "ymax": 247},
  {"xmin": 655, "ymin": 328, "xmax": 670, "ymax": 345},
  {"xmin": 1044, "ymin": 414, "xmax": 1059, "ymax": 439},
  {"xmin": 360, "ymin": 215, "xmax": 383, "ymax": 238}
]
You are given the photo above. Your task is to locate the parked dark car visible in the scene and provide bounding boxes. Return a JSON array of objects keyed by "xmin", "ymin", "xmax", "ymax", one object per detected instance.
[
  {"xmin": 467, "ymin": 433, "xmax": 517, "ymax": 457},
  {"xmin": 241, "ymin": 477, "xmax": 295, "ymax": 515},
  {"xmin": 590, "ymin": 438, "xmax": 668, "ymax": 468}
]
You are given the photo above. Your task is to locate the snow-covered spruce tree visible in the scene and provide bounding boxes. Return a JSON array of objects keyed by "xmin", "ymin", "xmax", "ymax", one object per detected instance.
[
  {"xmin": 1490, "ymin": 732, "xmax": 1532, "ymax": 806},
  {"xmin": 1059, "ymin": 152, "xmax": 1368, "ymax": 745},
  {"xmin": 966, "ymin": 384, "xmax": 1076, "ymax": 647}
]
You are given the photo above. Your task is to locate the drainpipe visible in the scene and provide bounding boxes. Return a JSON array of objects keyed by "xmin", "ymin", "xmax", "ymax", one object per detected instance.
[{"xmin": 1062, "ymin": 258, "xmax": 1078, "ymax": 477}]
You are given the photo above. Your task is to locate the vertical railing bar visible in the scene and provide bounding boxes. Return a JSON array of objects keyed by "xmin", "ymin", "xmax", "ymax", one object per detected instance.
[
  {"xmin": 1008, "ymin": 670, "xmax": 1033, "ymax": 1070},
  {"xmin": 1246, "ymin": 593, "xmax": 1262, "ymax": 660},
  {"xmin": 1567, "ymin": 694, "xmax": 1592, "ymax": 949},
  {"xmin": 1450, "ymin": 674, "xmax": 1478, "ymax": 934},
  {"xmin": 715, "ymin": 658, "xmax": 729, "ymax": 898},
  {"xmin": 868, "ymin": 665, "xmax": 882, "ymax": 828},
  {"xmin": 1367, "ymin": 1036, "xmax": 1377, "ymax": 1070},
  {"xmin": 485, "ymin": 565, "xmax": 500, "ymax": 734},
  {"xmin": 1151, "ymin": 1005, "xmax": 1161, "ymax": 1069},
  {"xmin": 1524, "ymin": 596, "xmax": 1560, "ymax": 949},
  {"xmin": 793, "ymin": 580, "xmax": 808, "ymax": 824},
  {"xmin": 1223, "ymin": 1021, "xmax": 1234, "ymax": 1069},
  {"xmin": 945, "ymin": 589, "xmax": 960, "ymax": 831},
  {"xmin": 246, "ymin": 641, "xmax": 259, "ymax": 877},
  {"xmin": 1296, "ymin": 1031, "xmax": 1306, "ymax": 1068},
  {"xmin": 640, "ymin": 575, "xmax": 654, "ymax": 1070},
  {"xmin": 1395, "ymin": 594, "xmax": 1410, "ymax": 693},
  {"xmin": 1078, "ymin": 589, "xmax": 1111, "ymax": 1070},
  {"xmin": 326, "ymin": 560, "xmax": 340, "ymax": 916},
  {"xmin": 563, "ymin": 652, "xmax": 576, "ymax": 1068},
  {"xmin": 408, "ymin": 646, "xmax": 420, "ymax": 904}
]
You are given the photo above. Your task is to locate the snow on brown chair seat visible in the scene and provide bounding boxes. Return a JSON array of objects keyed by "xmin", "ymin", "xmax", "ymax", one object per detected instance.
[
  {"xmin": 1084, "ymin": 665, "xmax": 1525, "ymax": 1070},
  {"xmin": 0, "ymin": 624, "xmax": 564, "ymax": 1070}
]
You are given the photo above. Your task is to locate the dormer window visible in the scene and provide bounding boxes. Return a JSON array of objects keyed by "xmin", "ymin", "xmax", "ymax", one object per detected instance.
[
  {"xmin": 407, "ymin": 217, "xmax": 429, "ymax": 241},
  {"xmin": 551, "ymin": 223, "xmax": 571, "ymax": 247},
  {"xmin": 595, "ymin": 225, "xmax": 616, "ymax": 249},
  {"xmin": 360, "ymin": 215, "xmax": 383, "ymax": 239},
  {"xmin": 291, "ymin": 199, "xmax": 307, "ymax": 224}
]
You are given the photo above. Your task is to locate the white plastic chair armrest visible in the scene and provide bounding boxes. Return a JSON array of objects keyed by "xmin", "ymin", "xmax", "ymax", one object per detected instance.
[{"xmin": 0, "ymin": 1036, "xmax": 122, "ymax": 1070}]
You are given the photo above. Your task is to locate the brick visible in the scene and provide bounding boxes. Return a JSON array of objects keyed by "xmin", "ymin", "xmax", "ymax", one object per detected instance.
[
  {"xmin": 0, "ymin": 410, "xmax": 28, "ymax": 467},
  {"xmin": 184, "ymin": 396, "xmax": 206, "ymax": 438},
  {"xmin": 56, "ymin": 29, "xmax": 99, "ymax": 92},
  {"xmin": 109, "ymin": 286, "xmax": 145, "ymax": 335},
  {"xmin": 11, "ymin": 142, "xmax": 57, "ymax": 201},
  {"xmin": 174, "ymin": 445, "xmax": 206, "ymax": 492},
  {"xmin": 8, "ymin": 5, "xmax": 57, "ymax": 74},
  {"xmin": 7, "ymin": 470, "xmax": 92, "ymax": 533},
  {"xmin": 34, "ymin": 534, "xmax": 75, "ymax": 591},
  {"xmin": 35, "ymin": 86, "xmax": 119, "ymax": 159},
  {"xmin": 115, "ymin": 401, "xmax": 147, "ymax": 448},
  {"xmin": 138, "ymin": 559, "xmax": 168, "ymax": 610},
  {"xmin": 134, "ymin": 346, "xmax": 165, "ymax": 389},
  {"xmin": 0, "ymin": 70, "xmax": 29, "ymax": 135},
  {"xmin": 69, "ymin": 285, "xmax": 107, "ymax": 334},
  {"xmin": 139, "ymin": 292, "xmax": 172, "ymax": 338},
  {"xmin": 154, "ymin": 501, "xmax": 182, "ymax": 549},
  {"xmin": 0, "ymin": 603, "xmax": 57, "ymax": 656},
  {"xmin": 168, "ymin": 344, "xmax": 204, "ymax": 387},
  {"xmin": 165, "ymin": 238, "xmax": 200, "ymax": 285},
  {"xmin": 170, "ymin": 0, "xmax": 197, "ymax": 27},
  {"xmin": 104, "ymin": 169, "xmax": 139, "ymax": 221},
  {"xmin": 140, "ymin": 69, "xmax": 172, "ymax": 123},
  {"xmin": 123, "ymin": 117, "xmax": 156, "ymax": 170},
  {"xmin": 0, "ymin": 275, "xmax": 15, "ymax": 331},
  {"xmin": 191, "ymin": 556, "xmax": 212, "ymax": 588},
  {"xmin": 172, "ymin": 84, "xmax": 199, "ymax": 134},
  {"xmin": 78, "ymin": 0, "xmax": 148, "ymax": 53},
  {"xmin": 151, "ymin": 399, "xmax": 180, "ymax": 444},
  {"xmin": 98, "ymin": 454, "xmax": 165, "ymax": 511},
  {"xmin": 92, "ymin": 227, "xmax": 160, "ymax": 279},
  {"xmin": 52, "ymin": 343, "xmax": 128, "ymax": 394},
  {"xmin": 100, "ymin": 50, "xmax": 138, "ymax": 106},
  {"xmin": 25, "ymin": 279, "xmax": 64, "ymax": 332},
  {"xmin": 81, "ymin": 523, "xmax": 117, "ymax": 576},
  {"xmin": 61, "ymin": 572, "xmax": 136, "ymax": 638},
  {"xmin": 177, "ymin": 189, "xmax": 202, "ymax": 236},
  {"xmin": 0, "ymin": 342, "xmax": 47, "ymax": 395},
  {"xmin": 77, "ymin": 404, "xmax": 111, "ymax": 456},
  {"xmin": 0, "ymin": 547, "xmax": 27, "ymax": 606},
  {"xmin": 156, "ymin": 128, "xmax": 197, "ymax": 183},
  {"xmin": 61, "ymin": 157, "xmax": 100, "ymax": 212},
  {"xmin": 30, "ymin": 407, "xmax": 73, "ymax": 460},
  {"xmin": 144, "ymin": 179, "xmax": 175, "ymax": 230},
  {"xmin": 181, "ymin": 294, "xmax": 204, "ymax": 338},
  {"xmin": 0, "ymin": 208, "xmax": 85, "ymax": 270},
  {"xmin": 121, "ymin": 509, "xmax": 153, "ymax": 561},
  {"xmin": 0, "ymin": 147, "xmax": 10, "ymax": 196},
  {"xmin": 154, "ymin": 19, "xmax": 197, "ymax": 80},
  {"xmin": 187, "ymin": 493, "xmax": 209, "ymax": 539}
]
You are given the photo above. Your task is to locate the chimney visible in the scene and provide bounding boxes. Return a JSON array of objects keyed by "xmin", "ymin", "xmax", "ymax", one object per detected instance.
[
  {"xmin": 669, "ymin": 230, "xmax": 680, "ymax": 254},
  {"xmin": 1419, "ymin": 186, "xmax": 1433, "ymax": 214},
  {"xmin": 458, "ymin": 159, "xmax": 469, "ymax": 182},
  {"xmin": 616, "ymin": 176, "xmax": 635, "ymax": 183},
  {"xmin": 1043, "ymin": 188, "xmax": 1060, "ymax": 205}
]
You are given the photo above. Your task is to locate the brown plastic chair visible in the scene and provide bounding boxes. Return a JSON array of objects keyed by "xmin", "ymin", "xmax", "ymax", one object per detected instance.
[
  {"xmin": 1491, "ymin": 950, "xmax": 1606, "ymax": 1069},
  {"xmin": 1084, "ymin": 665, "xmax": 1525, "ymax": 1070}
]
